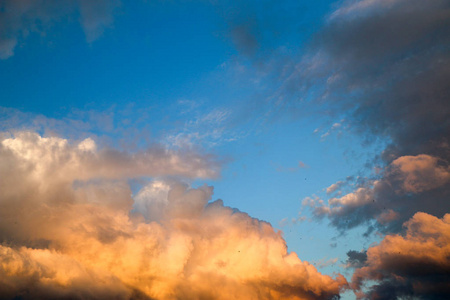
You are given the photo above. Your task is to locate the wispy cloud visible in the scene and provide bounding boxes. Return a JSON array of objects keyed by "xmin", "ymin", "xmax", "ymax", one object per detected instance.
[
  {"xmin": 0, "ymin": 105, "xmax": 157, "ymax": 148},
  {"xmin": 272, "ymin": 160, "xmax": 309, "ymax": 173},
  {"xmin": 314, "ymin": 257, "xmax": 338, "ymax": 269},
  {"xmin": 165, "ymin": 104, "xmax": 247, "ymax": 149},
  {"xmin": 0, "ymin": 0, "xmax": 120, "ymax": 59}
]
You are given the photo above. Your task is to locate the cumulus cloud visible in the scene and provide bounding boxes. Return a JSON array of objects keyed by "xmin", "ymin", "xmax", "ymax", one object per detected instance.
[
  {"xmin": 310, "ymin": 154, "xmax": 450, "ymax": 232},
  {"xmin": 345, "ymin": 250, "xmax": 367, "ymax": 269},
  {"xmin": 351, "ymin": 212, "xmax": 450, "ymax": 299},
  {"xmin": 1, "ymin": 131, "xmax": 219, "ymax": 182},
  {"xmin": 0, "ymin": 246, "xmax": 139, "ymax": 300},
  {"xmin": 312, "ymin": 180, "xmax": 378, "ymax": 230},
  {"xmin": 390, "ymin": 154, "xmax": 450, "ymax": 193},
  {"xmin": 0, "ymin": 131, "xmax": 347, "ymax": 299},
  {"xmin": 326, "ymin": 181, "xmax": 344, "ymax": 195},
  {"xmin": 0, "ymin": 0, "xmax": 120, "ymax": 59}
]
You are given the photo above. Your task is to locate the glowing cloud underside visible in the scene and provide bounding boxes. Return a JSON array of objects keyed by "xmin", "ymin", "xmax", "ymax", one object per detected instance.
[
  {"xmin": 352, "ymin": 212, "xmax": 450, "ymax": 299},
  {"xmin": 0, "ymin": 132, "xmax": 347, "ymax": 300}
]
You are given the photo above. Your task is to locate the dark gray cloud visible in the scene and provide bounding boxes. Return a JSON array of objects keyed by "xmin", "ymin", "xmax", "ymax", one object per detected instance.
[
  {"xmin": 345, "ymin": 250, "xmax": 367, "ymax": 269},
  {"xmin": 296, "ymin": 0, "xmax": 450, "ymax": 159},
  {"xmin": 215, "ymin": 0, "xmax": 321, "ymax": 58},
  {"xmin": 220, "ymin": 0, "xmax": 450, "ymax": 164},
  {"xmin": 312, "ymin": 154, "xmax": 450, "ymax": 233},
  {"xmin": 0, "ymin": 0, "xmax": 120, "ymax": 59},
  {"xmin": 268, "ymin": 1, "xmax": 450, "ymax": 296},
  {"xmin": 289, "ymin": 0, "xmax": 450, "ymax": 234}
]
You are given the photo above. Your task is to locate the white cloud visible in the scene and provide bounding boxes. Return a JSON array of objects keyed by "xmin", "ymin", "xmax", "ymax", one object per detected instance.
[
  {"xmin": 1, "ymin": 131, "xmax": 220, "ymax": 184},
  {"xmin": 326, "ymin": 181, "xmax": 344, "ymax": 194}
]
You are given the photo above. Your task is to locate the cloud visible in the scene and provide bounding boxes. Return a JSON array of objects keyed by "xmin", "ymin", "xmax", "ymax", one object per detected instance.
[
  {"xmin": 311, "ymin": 181, "xmax": 377, "ymax": 230},
  {"xmin": 1, "ymin": 131, "xmax": 219, "ymax": 182},
  {"xmin": 286, "ymin": 0, "xmax": 450, "ymax": 160},
  {"xmin": 310, "ymin": 154, "xmax": 450, "ymax": 232},
  {"xmin": 0, "ymin": 246, "xmax": 142, "ymax": 300},
  {"xmin": 272, "ymin": 160, "xmax": 308, "ymax": 173},
  {"xmin": 306, "ymin": 0, "xmax": 450, "ymax": 160},
  {"xmin": 0, "ymin": 105, "xmax": 163, "ymax": 148},
  {"xmin": 390, "ymin": 154, "xmax": 450, "ymax": 193},
  {"xmin": 78, "ymin": 0, "xmax": 121, "ymax": 42},
  {"xmin": 216, "ymin": 0, "xmax": 308, "ymax": 57},
  {"xmin": 319, "ymin": 122, "xmax": 345, "ymax": 141},
  {"xmin": 351, "ymin": 212, "xmax": 450, "ymax": 299},
  {"xmin": 326, "ymin": 181, "xmax": 344, "ymax": 195},
  {"xmin": 315, "ymin": 257, "xmax": 338, "ymax": 269},
  {"xmin": 0, "ymin": 0, "xmax": 120, "ymax": 59},
  {"xmin": 165, "ymin": 106, "xmax": 245, "ymax": 149},
  {"xmin": 298, "ymin": 161, "xmax": 307, "ymax": 168},
  {"xmin": 0, "ymin": 130, "xmax": 347, "ymax": 299},
  {"xmin": 345, "ymin": 250, "xmax": 367, "ymax": 269},
  {"xmin": 286, "ymin": 0, "xmax": 450, "ymax": 235},
  {"xmin": 217, "ymin": 0, "xmax": 450, "ymax": 241}
]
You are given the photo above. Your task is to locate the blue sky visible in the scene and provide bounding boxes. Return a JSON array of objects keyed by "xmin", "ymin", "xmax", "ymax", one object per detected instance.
[{"xmin": 1, "ymin": 1, "xmax": 449, "ymax": 299}]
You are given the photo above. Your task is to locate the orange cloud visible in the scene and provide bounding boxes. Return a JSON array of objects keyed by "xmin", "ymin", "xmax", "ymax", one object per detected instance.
[
  {"xmin": 0, "ymin": 131, "xmax": 347, "ymax": 299},
  {"xmin": 352, "ymin": 212, "xmax": 450, "ymax": 299},
  {"xmin": 390, "ymin": 154, "xmax": 450, "ymax": 193},
  {"xmin": 309, "ymin": 154, "xmax": 450, "ymax": 232}
]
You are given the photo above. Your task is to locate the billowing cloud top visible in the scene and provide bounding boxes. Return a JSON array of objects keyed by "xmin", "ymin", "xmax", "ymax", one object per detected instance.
[
  {"xmin": 1, "ymin": 131, "xmax": 219, "ymax": 182},
  {"xmin": 352, "ymin": 212, "xmax": 450, "ymax": 299},
  {"xmin": 0, "ymin": 131, "xmax": 347, "ymax": 299}
]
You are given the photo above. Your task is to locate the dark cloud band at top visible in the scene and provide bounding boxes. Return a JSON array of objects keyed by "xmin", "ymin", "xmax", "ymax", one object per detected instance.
[{"xmin": 289, "ymin": 0, "xmax": 450, "ymax": 233}]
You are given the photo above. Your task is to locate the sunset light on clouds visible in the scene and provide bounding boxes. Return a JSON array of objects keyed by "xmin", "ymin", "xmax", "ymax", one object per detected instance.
[{"xmin": 0, "ymin": 0, "xmax": 449, "ymax": 299}]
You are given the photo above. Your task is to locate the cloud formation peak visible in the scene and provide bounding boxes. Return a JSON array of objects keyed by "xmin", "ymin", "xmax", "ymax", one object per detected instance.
[
  {"xmin": 352, "ymin": 212, "xmax": 450, "ymax": 299},
  {"xmin": 0, "ymin": 131, "xmax": 347, "ymax": 299}
]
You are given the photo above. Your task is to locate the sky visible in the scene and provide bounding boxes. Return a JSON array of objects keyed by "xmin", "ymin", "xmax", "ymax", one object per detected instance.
[{"xmin": 0, "ymin": 0, "xmax": 449, "ymax": 299}]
